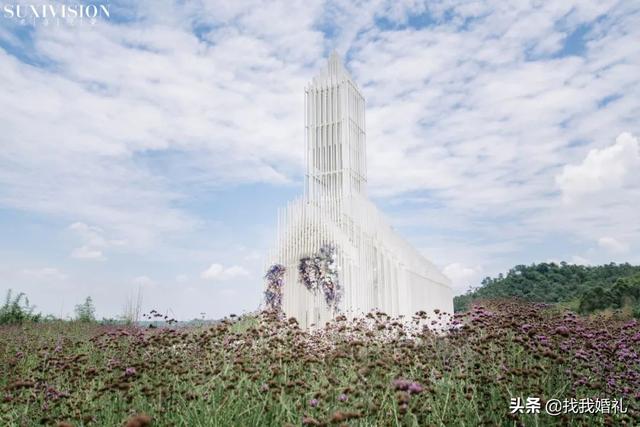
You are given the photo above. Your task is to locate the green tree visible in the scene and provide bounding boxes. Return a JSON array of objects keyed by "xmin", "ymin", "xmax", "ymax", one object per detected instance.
[
  {"xmin": 74, "ymin": 296, "xmax": 96, "ymax": 323},
  {"xmin": 578, "ymin": 274, "xmax": 640, "ymax": 314},
  {"xmin": 578, "ymin": 286, "xmax": 608, "ymax": 313}
]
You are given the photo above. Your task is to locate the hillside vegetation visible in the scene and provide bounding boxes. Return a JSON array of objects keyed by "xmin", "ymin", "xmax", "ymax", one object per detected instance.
[{"xmin": 454, "ymin": 262, "xmax": 640, "ymax": 315}]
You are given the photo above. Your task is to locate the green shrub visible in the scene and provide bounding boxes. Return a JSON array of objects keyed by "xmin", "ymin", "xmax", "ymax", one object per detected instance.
[{"xmin": 0, "ymin": 289, "xmax": 41, "ymax": 325}]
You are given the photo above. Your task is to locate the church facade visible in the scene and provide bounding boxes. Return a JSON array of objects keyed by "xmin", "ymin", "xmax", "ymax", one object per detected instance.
[{"xmin": 266, "ymin": 53, "xmax": 453, "ymax": 328}]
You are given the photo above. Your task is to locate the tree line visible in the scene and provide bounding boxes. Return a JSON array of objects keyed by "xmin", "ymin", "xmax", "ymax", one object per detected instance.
[
  {"xmin": 454, "ymin": 262, "xmax": 640, "ymax": 317},
  {"xmin": 0, "ymin": 290, "xmax": 145, "ymax": 325}
]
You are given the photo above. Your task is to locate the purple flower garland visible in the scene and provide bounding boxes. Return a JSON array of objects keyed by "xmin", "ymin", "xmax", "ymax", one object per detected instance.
[
  {"xmin": 264, "ymin": 264, "xmax": 285, "ymax": 312},
  {"xmin": 298, "ymin": 244, "xmax": 341, "ymax": 310}
]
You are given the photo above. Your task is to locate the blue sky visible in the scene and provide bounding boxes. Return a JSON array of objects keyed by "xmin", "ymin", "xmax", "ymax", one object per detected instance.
[{"xmin": 1, "ymin": 0, "xmax": 639, "ymax": 319}]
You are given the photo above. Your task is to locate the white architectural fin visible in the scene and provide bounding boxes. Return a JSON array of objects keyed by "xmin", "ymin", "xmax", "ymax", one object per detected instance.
[{"xmin": 328, "ymin": 50, "xmax": 342, "ymax": 76}]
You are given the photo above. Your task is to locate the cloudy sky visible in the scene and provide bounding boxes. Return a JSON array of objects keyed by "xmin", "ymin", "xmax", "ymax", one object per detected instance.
[{"xmin": 0, "ymin": 0, "xmax": 639, "ymax": 320}]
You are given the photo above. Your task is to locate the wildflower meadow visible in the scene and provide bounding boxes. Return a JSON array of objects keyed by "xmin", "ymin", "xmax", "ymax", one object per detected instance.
[{"xmin": 1, "ymin": 300, "xmax": 639, "ymax": 426}]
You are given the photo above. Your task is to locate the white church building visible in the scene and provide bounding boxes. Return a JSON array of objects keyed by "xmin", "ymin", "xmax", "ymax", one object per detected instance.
[{"xmin": 266, "ymin": 53, "xmax": 453, "ymax": 328}]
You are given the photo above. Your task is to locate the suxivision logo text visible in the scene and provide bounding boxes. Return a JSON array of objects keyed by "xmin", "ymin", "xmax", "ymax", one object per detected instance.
[{"xmin": 2, "ymin": 3, "xmax": 111, "ymax": 25}]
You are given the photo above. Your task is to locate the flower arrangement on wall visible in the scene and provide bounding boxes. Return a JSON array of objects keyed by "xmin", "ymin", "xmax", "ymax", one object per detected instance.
[
  {"xmin": 298, "ymin": 244, "xmax": 341, "ymax": 310},
  {"xmin": 264, "ymin": 264, "xmax": 285, "ymax": 312}
]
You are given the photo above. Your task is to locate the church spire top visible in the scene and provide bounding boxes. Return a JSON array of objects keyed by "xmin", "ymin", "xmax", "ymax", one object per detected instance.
[{"xmin": 326, "ymin": 50, "xmax": 345, "ymax": 78}]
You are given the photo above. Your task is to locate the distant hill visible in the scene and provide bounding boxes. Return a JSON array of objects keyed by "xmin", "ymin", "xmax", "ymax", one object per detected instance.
[{"xmin": 454, "ymin": 262, "xmax": 640, "ymax": 317}]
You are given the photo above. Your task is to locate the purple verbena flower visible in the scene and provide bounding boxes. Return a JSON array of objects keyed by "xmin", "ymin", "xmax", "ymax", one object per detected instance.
[
  {"xmin": 392, "ymin": 378, "xmax": 411, "ymax": 391},
  {"xmin": 408, "ymin": 382, "xmax": 423, "ymax": 394}
]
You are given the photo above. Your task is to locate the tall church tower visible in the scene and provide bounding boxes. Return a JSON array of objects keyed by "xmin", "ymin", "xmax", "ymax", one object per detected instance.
[
  {"xmin": 305, "ymin": 52, "xmax": 367, "ymax": 202},
  {"xmin": 268, "ymin": 53, "xmax": 453, "ymax": 328}
]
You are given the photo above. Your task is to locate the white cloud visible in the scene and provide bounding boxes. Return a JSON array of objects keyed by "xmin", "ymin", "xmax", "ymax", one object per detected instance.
[
  {"xmin": 443, "ymin": 262, "xmax": 484, "ymax": 294},
  {"xmin": 201, "ymin": 263, "xmax": 250, "ymax": 281},
  {"xmin": 68, "ymin": 222, "xmax": 123, "ymax": 260},
  {"xmin": 570, "ymin": 255, "xmax": 591, "ymax": 266},
  {"xmin": 69, "ymin": 222, "xmax": 107, "ymax": 244},
  {"xmin": 598, "ymin": 236, "xmax": 629, "ymax": 254},
  {"xmin": 556, "ymin": 132, "xmax": 640, "ymax": 202},
  {"xmin": 71, "ymin": 246, "xmax": 105, "ymax": 260},
  {"xmin": 21, "ymin": 267, "xmax": 67, "ymax": 281}
]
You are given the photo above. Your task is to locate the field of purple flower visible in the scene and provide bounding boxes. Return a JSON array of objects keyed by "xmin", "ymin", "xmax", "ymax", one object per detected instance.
[{"xmin": 1, "ymin": 300, "xmax": 639, "ymax": 426}]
